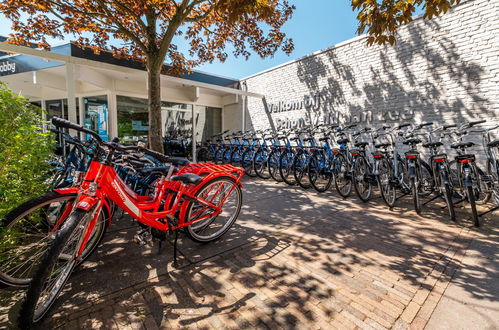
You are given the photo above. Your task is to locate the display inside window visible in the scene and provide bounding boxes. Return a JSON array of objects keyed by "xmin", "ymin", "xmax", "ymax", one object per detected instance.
[{"xmin": 84, "ymin": 95, "xmax": 108, "ymax": 141}]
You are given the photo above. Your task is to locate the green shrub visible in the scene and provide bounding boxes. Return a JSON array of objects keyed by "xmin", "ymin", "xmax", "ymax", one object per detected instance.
[{"xmin": 0, "ymin": 82, "xmax": 54, "ymax": 219}]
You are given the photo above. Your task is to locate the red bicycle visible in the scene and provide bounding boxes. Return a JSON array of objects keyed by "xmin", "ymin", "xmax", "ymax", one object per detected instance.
[{"xmin": 18, "ymin": 118, "xmax": 244, "ymax": 328}]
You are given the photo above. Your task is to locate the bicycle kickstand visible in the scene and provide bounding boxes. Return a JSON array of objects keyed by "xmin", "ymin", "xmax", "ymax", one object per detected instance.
[{"xmin": 172, "ymin": 230, "xmax": 180, "ymax": 269}]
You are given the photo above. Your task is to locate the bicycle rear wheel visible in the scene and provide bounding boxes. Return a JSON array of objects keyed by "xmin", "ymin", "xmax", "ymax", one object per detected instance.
[
  {"xmin": 186, "ymin": 177, "xmax": 242, "ymax": 242},
  {"xmin": 18, "ymin": 209, "xmax": 96, "ymax": 327}
]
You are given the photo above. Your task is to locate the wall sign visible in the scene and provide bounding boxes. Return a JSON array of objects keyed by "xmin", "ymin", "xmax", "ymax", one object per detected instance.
[
  {"xmin": 268, "ymin": 93, "xmax": 320, "ymax": 113},
  {"xmin": 0, "ymin": 61, "xmax": 17, "ymax": 74},
  {"xmin": 270, "ymin": 91, "xmax": 416, "ymax": 129}
]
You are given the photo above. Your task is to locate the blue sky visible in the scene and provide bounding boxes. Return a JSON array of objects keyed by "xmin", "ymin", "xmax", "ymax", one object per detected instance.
[{"xmin": 0, "ymin": 1, "xmax": 360, "ymax": 79}]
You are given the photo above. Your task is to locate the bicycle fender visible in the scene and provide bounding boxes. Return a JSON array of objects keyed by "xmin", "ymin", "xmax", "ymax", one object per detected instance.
[
  {"xmin": 101, "ymin": 198, "xmax": 113, "ymax": 226},
  {"xmin": 76, "ymin": 196, "xmax": 99, "ymax": 211}
]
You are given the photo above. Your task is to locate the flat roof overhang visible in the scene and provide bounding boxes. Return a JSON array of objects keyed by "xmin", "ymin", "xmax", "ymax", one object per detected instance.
[{"xmin": 0, "ymin": 42, "xmax": 264, "ymax": 100}]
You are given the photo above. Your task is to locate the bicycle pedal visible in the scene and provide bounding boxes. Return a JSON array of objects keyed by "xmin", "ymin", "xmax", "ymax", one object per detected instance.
[{"xmin": 133, "ymin": 230, "xmax": 152, "ymax": 246}]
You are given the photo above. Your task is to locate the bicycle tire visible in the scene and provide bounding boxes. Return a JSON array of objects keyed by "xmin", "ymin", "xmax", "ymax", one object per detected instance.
[
  {"xmin": 353, "ymin": 156, "xmax": 372, "ymax": 202},
  {"xmin": 293, "ymin": 151, "xmax": 311, "ymax": 189},
  {"xmin": 268, "ymin": 149, "xmax": 283, "ymax": 182},
  {"xmin": 411, "ymin": 177, "xmax": 421, "ymax": 214},
  {"xmin": 241, "ymin": 148, "xmax": 256, "ymax": 177},
  {"xmin": 308, "ymin": 151, "xmax": 333, "ymax": 193},
  {"xmin": 279, "ymin": 149, "xmax": 297, "ymax": 186},
  {"xmin": 18, "ymin": 209, "xmax": 96, "ymax": 327},
  {"xmin": 0, "ymin": 192, "xmax": 106, "ymax": 288},
  {"xmin": 444, "ymin": 182, "xmax": 456, "ymax": 222},
  {"xmin": 186, "ymin": 177, "xmax": 242, "ymax": 242},
  {"xmin": 378, "ymin": 158, "xmax": 397, "ymax": 207},
  {"xmin": 466, "ymin": 185, "xmax": 480, "ymax": 227},
  {"xmin": 254, "ymin": 147, "xmax": 270, "ymax": 179},
  {"xmin": 333, "ymin": 153, "xmax": 352, "ymax": 198},
  {"xmin": 449, "ymin": 160, "xmax": 490, "ymax": 204}
]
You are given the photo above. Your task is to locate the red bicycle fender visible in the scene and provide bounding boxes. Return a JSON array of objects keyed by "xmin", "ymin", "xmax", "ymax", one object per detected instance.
[
  {"xmin": 101, "ymin": 199, "xmax": 113, "ymax": 226},
  {"xmin": 76, "ymin": 196, "xmax": 99, "ymax": 211},
  {"xmin": 53, "ymin": 187, "xmax": 79, "ymax": 194},
  {"xmin": 53, "ymin": 189, "xmax": 112, "ymax": 225}
]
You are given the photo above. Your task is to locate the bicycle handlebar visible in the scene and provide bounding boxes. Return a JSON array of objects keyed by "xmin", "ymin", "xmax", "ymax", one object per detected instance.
[
  {"xmin": 397, "ymin": 123, "xmax": 411, "ymax": 129},
  {"xmin": 52, "ymin": 117, "xmax": 103, "ymax": 143}
]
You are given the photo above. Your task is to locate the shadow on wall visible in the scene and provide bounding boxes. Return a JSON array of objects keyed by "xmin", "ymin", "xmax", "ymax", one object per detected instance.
[{"xmin": 293, "ymin": 19, "xmax": 492, "ymax": 129}]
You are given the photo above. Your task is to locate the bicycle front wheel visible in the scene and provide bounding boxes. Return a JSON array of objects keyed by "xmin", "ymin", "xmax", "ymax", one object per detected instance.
[
  {"xmin": 186, "ymin": 177, "xmax": 242, "ymax": 242},
  {"xmin": 378, "ymin": 158, "xmax": 396, "ymax": 207},
  {"xmin": 333, "ymin": 154, "xmax": 352, "ymax": 198},
  {"xmin": 241, "ymin": 149, "xmax": 256, "ymax": 177},
  {"xmin": 308, "ymin": 152, "xmax": 333, "ymax": 192},
  {"xmin": 279, "ymin": 150, "xmax": 297, "ymax": 185},
  {"xmin": 18, "ymin": 209, "xmax": 96, "ymax": 327},
  {"xmin": 268, "ymin": 149, "xmax": 283, "ymax": 182},
  {"xmin": 1, "ymin": 192, "xmax": 105, "ymax": 288},
  {"xmin": 353, "ymin": 156, "xmax": 372, "ymax": 202},
  {"xmin": 411, "ymin": 177, "xmax": 422, "ymax": 214}
]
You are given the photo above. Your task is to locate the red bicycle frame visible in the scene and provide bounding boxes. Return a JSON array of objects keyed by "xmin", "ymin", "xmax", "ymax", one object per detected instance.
[{"xmin": 68, "ymin": 160, "xmax": 243, "ymax": 257}]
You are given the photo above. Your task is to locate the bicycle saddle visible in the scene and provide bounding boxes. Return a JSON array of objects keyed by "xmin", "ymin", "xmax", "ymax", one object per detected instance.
[
  {"xmin": 171, "ymin": 173, "xmax": 202, "ymax": 185},
  {"xmin": 403, "ymin": 138, "xmax": 422, "ymax": 145},
  {"xmin": 450, "ymin": 142, "xmax": 474, "ymax": 149},
  {"xmin": 488, "ymin": 139, "xmax": 499, "ymax": 148},
  {"xmin": 319, "ymin": 137, "xmax": 330, "ymax": 142},
  {"xmin": 206, "ymin": 139, "xmax": 212, "ymax": 143},
  {"xmin": 290, "ymin": 137, "xmax": 300, "ymax": 141},
  {"xmin": 422, "ymin": 142, "xmax": 443, "ymax": 148},
  {"xmin": 137, "ymin": 167, "xmax": 171, "ymax": 176},
  {"xmin": 303, "ymin": 138, "xmax": 314, "ymax": 142},
  {"xmin": 278, "ymin": 135, "xmax": 287, "ymax": 140},
  {"xmin": 337, "ymin": 138, "xmax": 349, "ymax": 145},
  {"xmin": 354, "ymin": 142, "xmax": 369, "ymax": 148},
  {"xmin": 375, "ymin": 143, "xmax": 390, "ymax": 149}
]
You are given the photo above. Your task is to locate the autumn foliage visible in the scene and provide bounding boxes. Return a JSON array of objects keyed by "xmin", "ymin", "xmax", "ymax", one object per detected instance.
[
  {"xmin": 352, "ymin": 0, "xmax": 461, "ymax": 45},
  {"xmin": 0, "ymin": 0, "xmax": 295, "ymax": 151}
]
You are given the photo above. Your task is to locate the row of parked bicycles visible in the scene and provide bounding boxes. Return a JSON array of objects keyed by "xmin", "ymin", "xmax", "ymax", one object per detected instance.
[
  {"xmin": 1, "ymin": 117, "xmax": 244, "ymax": 328},
  {"xmin": 198, "ymin": 120, "xmax": 499, "ymax": 226}
]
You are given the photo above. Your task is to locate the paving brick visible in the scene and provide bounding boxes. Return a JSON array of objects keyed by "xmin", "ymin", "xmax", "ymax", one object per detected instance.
[{"xmin": 400, "ymin": 302, "xmax": 421, "ymax": 324}]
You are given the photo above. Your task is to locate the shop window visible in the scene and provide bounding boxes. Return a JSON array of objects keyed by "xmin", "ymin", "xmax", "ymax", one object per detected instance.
[
  {"xmin": 117, "ymin": 95, "xmax": 149, "ymax": 144},
  {"xmin": 83, "ymin": 95, "xmax": 108, "ymax": 141},
  {"xmin": 45, "ymin": 98, "xmax": 79, "ymax": 124}
]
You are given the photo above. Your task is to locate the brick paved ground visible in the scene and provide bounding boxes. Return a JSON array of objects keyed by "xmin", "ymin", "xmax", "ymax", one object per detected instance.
[{"xmin": 1, "ymin": 178, "xmax": 497, "ymax": 329}]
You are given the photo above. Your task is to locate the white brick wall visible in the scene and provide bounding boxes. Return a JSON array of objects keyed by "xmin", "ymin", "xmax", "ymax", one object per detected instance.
[{"xmin": 239, "ymin": 0, "xmax": 499, "ymax": 163}]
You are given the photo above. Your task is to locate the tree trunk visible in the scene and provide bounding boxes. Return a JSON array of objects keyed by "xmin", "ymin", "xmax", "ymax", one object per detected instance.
[{"xmin": 147, "ymin": 65, "xmax": 164, "ymax": 152}]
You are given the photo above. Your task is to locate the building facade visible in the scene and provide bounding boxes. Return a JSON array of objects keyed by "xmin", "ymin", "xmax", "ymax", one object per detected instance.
[
  {"xmin": 240, "ymin": 0, "xmax": 498, "ymax": 159},
  {"xmin": 0, "ymin": 0, "xmax": 497, "ymax": 159},
  {"xmin": 0, "ymin": 42, "xmax": 251, "ymax": 150}
]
